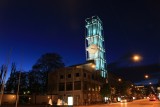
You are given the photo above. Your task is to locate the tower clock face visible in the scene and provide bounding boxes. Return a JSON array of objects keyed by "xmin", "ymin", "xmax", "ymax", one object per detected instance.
[{"xmin": 87, "ymin": 44, "xmax": 98, "ymax": 54}]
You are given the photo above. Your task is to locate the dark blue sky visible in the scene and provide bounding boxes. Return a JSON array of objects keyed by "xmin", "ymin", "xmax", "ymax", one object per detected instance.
[{"xmin": 0, "ymin": 0, "xmax": 160, "ymax": 73}]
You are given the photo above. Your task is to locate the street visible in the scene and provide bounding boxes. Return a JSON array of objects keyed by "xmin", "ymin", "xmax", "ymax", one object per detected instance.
[
  {"xmin": 1, "ymin": 99, "xmax": 160, "ymax": 107},
  {"xmin": 77, "ymin": 99, "xmax": 160, "ymax": 107}
]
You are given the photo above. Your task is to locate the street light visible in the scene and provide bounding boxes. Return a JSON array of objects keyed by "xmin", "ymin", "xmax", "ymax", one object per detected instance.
[
  {"xmin": 132, "ymin": 54, "xmax": 142, "ymax": 62},
  {"xmin": 144, "ymin": 75, "xmax": 149, "ymax": 79},
  {"xmin": 118, "ymin": 78, "xmax": 122, "ymax": 82}
]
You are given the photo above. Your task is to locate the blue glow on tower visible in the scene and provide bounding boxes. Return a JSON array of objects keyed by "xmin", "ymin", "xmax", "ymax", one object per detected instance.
[{"xmin": 85, "ymin": 16, "xmax": 107, "ymax": 78}]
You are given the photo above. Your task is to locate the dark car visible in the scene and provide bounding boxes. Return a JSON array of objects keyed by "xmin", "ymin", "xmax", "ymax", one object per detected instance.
[
  {"xmin": 120, "ymin": 97, "xmax": 133, "ymax": 103},
  {"xmin": 127, "ymin": 97, "xmax": 133, "ymax": 102},
  {"xmin": 120, "ymin": 97, "xmax": 127, "ymax": 103}
]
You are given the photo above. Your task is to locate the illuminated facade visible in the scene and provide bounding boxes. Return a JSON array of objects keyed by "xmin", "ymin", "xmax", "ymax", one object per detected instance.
[
  {"xmin": 85, "ymin": 16, "xmax": 107, "ymax": 78},
  {"xmin": 48, "ymin": 61, "xmax": 104, "ymax": 105}
]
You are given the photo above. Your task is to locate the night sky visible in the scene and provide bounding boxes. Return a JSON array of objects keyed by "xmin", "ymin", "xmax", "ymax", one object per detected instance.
[{"xmin": 0, "ymin": 0, "xmax": 160, "ymax": 75}]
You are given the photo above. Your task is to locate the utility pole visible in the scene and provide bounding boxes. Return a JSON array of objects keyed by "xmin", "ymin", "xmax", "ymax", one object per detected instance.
[
  {"xmin": 15, "ymin": 52, "xmax": 23, "ymax": 107},
  {"xmin": 15, "ymin": 71, "xmax": 21, "ymax": 107}
]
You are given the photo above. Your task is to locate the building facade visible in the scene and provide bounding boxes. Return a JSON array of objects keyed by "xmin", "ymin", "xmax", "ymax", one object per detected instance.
[{"xmin": 48, "ymin": 61, "xmax": 105, "ymax": 105}]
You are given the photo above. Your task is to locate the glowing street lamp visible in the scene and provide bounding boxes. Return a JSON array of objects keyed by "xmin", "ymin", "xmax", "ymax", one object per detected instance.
[
  {"xmin": 118, "ymin": 78, "xmax": 122, "ymax": 82},
  {"xmin": 132, "ymin": 54, "xmax": 142, "ymax": 62},
  {"xmin": 144, "ymin": 75, "xmax": 149, "ymax": 79}
]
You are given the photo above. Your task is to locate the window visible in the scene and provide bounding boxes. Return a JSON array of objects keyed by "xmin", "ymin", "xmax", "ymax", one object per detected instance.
[
  {"xmin": 88, "ymin": 74, "xmax": 91, "ymax": 79},
  {"xmin": 60, "ymin": 75, "xmax": 64, "ymax": 79},
  {"xmin": 66, "ymin": 82, "xmax": 72, "ymax": 91},
  {"xmin": 83, "ymin": 81, "xmax": 88, "ymax": 90},
  {"xmin": 74, "ymin": 81, "xmax": 81, "ymax": 90},
  {"xmin": 75, "ymin": 73, "xmax": 80, "ymax": 77},
  {"xmin": 59, "ymin": 83, "xmax": 65, "ymax": 91},
  {"xmin": 68, "ymin": 74, "xmax": 71, "ymax": 78},
  {"xmin": 92, "ymin": 74, "xmax": 94, "ymax": 80},
  {"xmin": 83, "ymin": 73, "xmax": 86, "ymax": 77}
]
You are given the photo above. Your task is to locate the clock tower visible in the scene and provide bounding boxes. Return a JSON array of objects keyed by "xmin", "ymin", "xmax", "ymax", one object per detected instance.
[{"xmin": 85, "ymin": 16, "xmax": 107, "ymax": 78}]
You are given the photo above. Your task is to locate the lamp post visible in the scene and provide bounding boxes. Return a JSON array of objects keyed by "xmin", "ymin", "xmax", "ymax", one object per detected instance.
[
  {"xmin": 117, "ymin": 78, "xmax": 122, "ymax": 97},
  {"xmin": 143, "ymin": 74, "xmax": 150, "ymax": 97}
]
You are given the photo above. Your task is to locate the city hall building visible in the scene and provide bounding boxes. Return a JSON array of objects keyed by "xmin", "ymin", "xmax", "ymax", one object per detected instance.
[
  {"xmin": 48, "ymin": 16, "xmax": 107, "ymax": 105},
  {"xmin": 48, "ymin": 60, "xmax": 105, "ymax": 105}
]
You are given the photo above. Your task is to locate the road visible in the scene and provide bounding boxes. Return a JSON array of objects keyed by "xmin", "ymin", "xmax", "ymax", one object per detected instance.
[
  {"xmin": 77, "ymin": 99, "xmax": 160, "ymax": 107},
  {"xmin": 1, "ymin": 99, "xmax": 160, "ymax": 107}
]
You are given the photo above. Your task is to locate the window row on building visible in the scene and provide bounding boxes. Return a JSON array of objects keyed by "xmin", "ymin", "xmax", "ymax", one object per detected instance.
[
  {"xmin": 58, "ymin": 81, "xmax": 101, "ymax": 92},
  {"xmin": 59, "ymin": 71, "xmax": 102, "ymax": 81}
]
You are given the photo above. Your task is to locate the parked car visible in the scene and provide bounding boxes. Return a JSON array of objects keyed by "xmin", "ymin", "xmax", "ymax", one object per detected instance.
[
  {"xmin": 120, "ymin": 97, "xmax": 133, "ymax": 103},
  {"xmin": 120, "ymin": 97, "xmax": 127, "ymax": 103},
  {"xmin": 149, "ymin": 96, "xmax": 157, "ymax": 101}
]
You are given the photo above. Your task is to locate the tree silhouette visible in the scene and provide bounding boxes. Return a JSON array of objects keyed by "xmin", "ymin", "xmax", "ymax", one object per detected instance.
[
  {"xmin": 5, "ymin": 63, "xmax": 17, "ymax": 93},
  {"xmin": 29, "ymin": 53, "xmax": 64, "ymax": 94}
]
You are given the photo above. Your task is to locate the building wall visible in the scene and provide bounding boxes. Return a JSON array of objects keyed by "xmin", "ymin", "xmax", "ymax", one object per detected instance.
[
  {"xmin": 0, "ymin": 94, "xmax": 16, "ymax": 104},
  {"xmin": 30, "ymin": 95, "xmax": 58, "ymax": 104},
  {"xmin": 0, "ymin": 94, "xmax": 58, "ymax": 105},
  {"xmin": 48, "ymin": 65, "xmax": 105, "ymax": 105}
]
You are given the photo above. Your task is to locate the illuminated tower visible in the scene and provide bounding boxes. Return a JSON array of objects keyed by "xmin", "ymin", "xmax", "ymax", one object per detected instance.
[{"xmin": 85, "ymin": 16, "xmax": 107, "ymax": 78}]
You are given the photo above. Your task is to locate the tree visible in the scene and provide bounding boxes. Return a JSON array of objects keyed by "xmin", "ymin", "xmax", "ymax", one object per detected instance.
[
  {"xmin": 0, "ymin": 64, "xmax": 7, "ymax": 93},
  {"xmin": 115, "ymin": 80, "xmax": 133, "ymax": 97},
  {"xmin": 5, "ymin": 63, "xmax": 29, "ymax": 94},
  {"xmin": 100, "ymin": 83, "xmax": 111, "ymax": 98},
  {"xmin": 29, "ymin": 53, "xmax": 64, "ymax": 94},
  {"xmin": 5, "ymin": 63, "xmax": 17, "ymax": 93},
  {"xmin": 19, "ymin": 72, "xmax": 29, "ymax": 95},
  {"xmin": 120, "ymin": 81, "xmax": 131, "ymax": 96},
  {"xmin": 28, "ymin": 69, "xmax": 42, "ymax": 94}
]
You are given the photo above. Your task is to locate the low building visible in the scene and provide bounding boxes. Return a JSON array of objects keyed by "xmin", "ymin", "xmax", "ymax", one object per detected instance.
[{"xmin": 48, "ymin": 61, "xmax": 105, "ymax": 105}]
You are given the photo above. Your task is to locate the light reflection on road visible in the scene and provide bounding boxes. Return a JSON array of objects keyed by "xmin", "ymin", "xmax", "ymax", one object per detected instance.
[
  {"xmin": 106, "ymin": 99, "xmax": 160, "ymax": 107},
  {"xmin": 77, "ymin": 99, "xmax": 160, "ymax": 107},
  {"xmin": 120, "ymin": 102, "xmax": 127, "ymax": 107}
]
